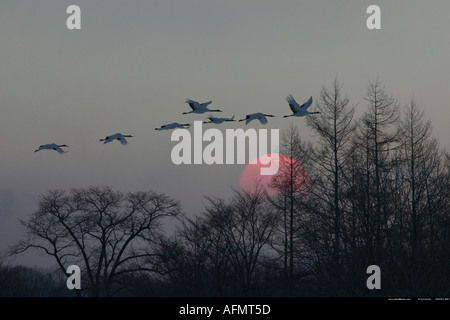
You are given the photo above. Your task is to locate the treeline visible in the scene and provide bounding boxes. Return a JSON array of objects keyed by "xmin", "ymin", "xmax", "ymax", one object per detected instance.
[
  {"xmin": 0, "ymin": 266, "xmax": 71, "ymax": 297},
  {"xmin": 2, "ymin": 78, "xmax": 449, "ymax": 297}
]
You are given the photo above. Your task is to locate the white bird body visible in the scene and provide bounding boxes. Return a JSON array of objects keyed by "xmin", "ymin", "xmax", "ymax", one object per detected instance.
[
  {"xmin": 99, "ymin": 133, "xmax": 133, "ymax": 145},
  {"xmin": 34, "ymin": 143, "xmax": 68, "ymax": 154},
  {"xmin": 155, "ymin": 122, "xmax": 190, "ymax": 131},
  {"xmin": 183, "ymin": 99, "xmax": 222, "ymax": 114},
  {"xmin": 204, "ymin": 115, "xmax": 235, "ymax": 124},
  {"xmin": 284, "ymin": 95, "xmax": 319, "ymax": 117},
  {"xmin": 239, "ymin": 112, "xmax": 275, "ymax": 125}
]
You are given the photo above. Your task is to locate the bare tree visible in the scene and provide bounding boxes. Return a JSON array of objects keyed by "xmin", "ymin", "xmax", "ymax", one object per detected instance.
[
  {"xmin": 155, "ymin": 215, "xmax": 233, "ymax": 296},
  {"xmin": 188, "ymin": 187, "xmax": 278, "ymax": 296},
  {"xmin": 10, "ymin": 185, "xmax": 180, "ymax": 297},
  {"xmin": 305, "ymin": 78, "xmax": 356, "ymax": 270},
  {"xmin": 179, "ymin": 215, "xmax": 232, "ymax": 296},
  {"xmin": 268, "ymin": 123, "xmax": 311, "ymax": 294},
  {"xmin": 398, "ymin": 100, "xmax": 433, "ymax": 263},
  {"xmin": 146, "ymin": 186, "xmax": 278, "ymax": 297},
  {"xmin": 228, "ymin": 188, "xmax": 278, "ymax": 295},
  {"xmin": 390, "ymin": 100, "xmax": 450, "ymax": 294},
  {"xmin": 279, "ymin": 78, "xmax": 358, "ymax": 295},
  {"xmin": 358, "ymin": 77, "xmax": 399, "ymax": 262}
]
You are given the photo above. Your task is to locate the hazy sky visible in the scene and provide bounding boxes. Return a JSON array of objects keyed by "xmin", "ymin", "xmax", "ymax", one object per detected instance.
[{"xmin": 1, "ymin": 0, "xmax": 450, "ymax": 267}]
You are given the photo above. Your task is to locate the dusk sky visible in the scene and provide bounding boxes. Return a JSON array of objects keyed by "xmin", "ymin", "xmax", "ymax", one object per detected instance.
[{"xmin": 1, "ymin": 0, "xmax": 450, "ymax": 267}]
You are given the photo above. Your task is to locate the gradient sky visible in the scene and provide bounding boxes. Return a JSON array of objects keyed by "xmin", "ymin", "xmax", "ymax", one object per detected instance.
[{"xmin": 1, "ymin": 0, "xmax": 450, "ymax": 267}]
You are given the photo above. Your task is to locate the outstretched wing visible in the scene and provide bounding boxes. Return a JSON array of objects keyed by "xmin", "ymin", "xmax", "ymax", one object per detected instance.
[
  {"xmin": 200, "ymin": 100, "xmax": 212, "ymax": 108},
  {"xmin": 245, "ymin": 114, "xmax": 253, "ymax": 125},
  {"xmin": 258, "ymin": 115, "xmax": 268, "ymax": 125},
  {"xmin": 102, "ymin": 136, "xmax": 113, "ymax": 144},
  {"xmin": 185, "ymin": 99, "xmax": 201, "ymax": 110},
  {"xmin": 117, "ymin": 137, "xmax": 128, "ymax": 145},
  {"xmin": 286, "ymin": 95, "xmax": 301, "ymax": 113},
  {"xmin": 103, "ymin": 134, "xmax": 118, "ymax": 144},
  {"xmin": 53, "ymin": 146, "xmax": 66, "ymax": 154},
  {"xmin": 300, "ymin": 96, "xmax": 313, "ymax": 110}
]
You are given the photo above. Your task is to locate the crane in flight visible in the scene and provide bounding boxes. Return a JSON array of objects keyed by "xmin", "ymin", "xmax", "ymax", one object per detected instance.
[
  {"xmin": 239, "ymin": 112, "xmax": 275, "ymax": 125},
  {"xmin": 99, "ymin": 133, "xmax": 133, "ymax": 145},
  {"xmin": 203, "ymin": 115, "xmax": 235, "ymax": 124},
  {"xmin": 155, "ymin": 122, "xmax": 190, "ymax": 131},
  {"xmin": 183, "ymin": 99, "xmax": 222, "ymax": 114},
  {"xmin": 284, "ymin": 95, "xmax": 320, "ymax": 118},
  {"xmin": 34, "ymin": 143, "xmax": 69, "ymax": 154}
]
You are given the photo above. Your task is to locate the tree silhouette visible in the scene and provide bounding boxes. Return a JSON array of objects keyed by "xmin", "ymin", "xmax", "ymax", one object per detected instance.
[
  {"xmin": 268, "ymin": 123, "xmax": 310, "ymax": 294},
  {"xmin": 304, "ymin": 78, "xmax": 356, "ymax": 290},
  {"xmin": 11, "ymin": 185, "xmax": 180, "ymax": 297},
  {"xmin": 359, "ymin": 78, "xmax": 399, "ymax": 263},
  {"xmin": 158, "ymin": 187, "xmax": 278, "ymax": 296}
]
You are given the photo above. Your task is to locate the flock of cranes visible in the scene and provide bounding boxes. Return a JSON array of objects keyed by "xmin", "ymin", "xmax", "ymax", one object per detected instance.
[{"xmin": 35, "ymin": 95, "xmax": 319, "ymax": 154}]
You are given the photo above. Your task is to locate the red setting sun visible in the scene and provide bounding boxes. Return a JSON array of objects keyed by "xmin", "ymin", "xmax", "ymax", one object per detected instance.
[{"xmin": 238, "ymin": 153, "xmax": 310, "ymax": 196}]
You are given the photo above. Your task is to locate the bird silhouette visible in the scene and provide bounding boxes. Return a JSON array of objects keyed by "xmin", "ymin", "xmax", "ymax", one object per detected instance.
[
  {"xmin": 34, "ymin": 143, "xmax": 69, "ymax": 154},
  {"xmin": 155, "ymin": 122, "xmax": 190, "ymax": 131},
  {"xmin": 239, "ymin": 112, "xmax": 275, "ymax": 125},
  {"xmin": 284, "ymin": 95, "xmax": 319, "ymax": 117},
  {"xmin": 99, "ymin": 133, "xmax": 133, "ymax": 145},
  {"xmin": 183, "ymin": 99, "xmax": 222, "ymax": 114},
  {"xmin": 203, "ymin": 115, "xmax": 235, "ymax": 124}
]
